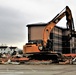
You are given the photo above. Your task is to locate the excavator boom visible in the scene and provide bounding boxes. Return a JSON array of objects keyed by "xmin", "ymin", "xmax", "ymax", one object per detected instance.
[{"xmin": 43, "ymin": 6, "xmax": 75, "ymax": 48}]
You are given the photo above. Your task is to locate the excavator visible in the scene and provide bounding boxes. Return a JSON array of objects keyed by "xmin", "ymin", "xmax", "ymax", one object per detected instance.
[{"xmin": 23, "ymin": 6, "xmax": 76, "ymax": 62}]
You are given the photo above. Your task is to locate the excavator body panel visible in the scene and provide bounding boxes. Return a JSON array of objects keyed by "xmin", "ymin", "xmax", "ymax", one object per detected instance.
[{"xmin": 23, "ymin": 43, "xmax": 40, "ymax": 54}]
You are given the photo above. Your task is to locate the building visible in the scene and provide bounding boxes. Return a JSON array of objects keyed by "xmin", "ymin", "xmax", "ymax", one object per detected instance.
[
  {"xmin": 0, "ymin": 46, "xmax": 19, "ymax": 54},
  {"xmin": 0, "ymin": 46, "xmax": 10, "ymax": 54},
  {"xmin": 27, "ymin": 23, "xmax": 76, "ymax": 54},
  {"xmin": 9, "ymin": 46, "xmax": 19, "ymax": 54}
]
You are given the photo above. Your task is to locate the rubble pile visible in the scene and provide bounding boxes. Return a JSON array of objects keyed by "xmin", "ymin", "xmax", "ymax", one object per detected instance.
[{"xmin": 0, "ymin": 53, "xmax": 76, "ymax": 65}]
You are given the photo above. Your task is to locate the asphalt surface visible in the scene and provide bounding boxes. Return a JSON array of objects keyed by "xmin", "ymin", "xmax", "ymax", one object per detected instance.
[{"xmin": 0, "ymin": 64, "xmax": 76, "ymax": 75}]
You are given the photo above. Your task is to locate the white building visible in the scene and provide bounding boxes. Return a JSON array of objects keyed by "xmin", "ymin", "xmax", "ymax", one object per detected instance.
[
  {"xmin": 0, "ymin": 46, "xmax": 19, "ymax": 54},
  {"xmin": 9, "ymin": 46, "xmax": 19, "ymax": 54}
]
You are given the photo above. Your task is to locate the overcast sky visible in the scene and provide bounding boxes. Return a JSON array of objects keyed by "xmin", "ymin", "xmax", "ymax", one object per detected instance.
[{"xmin": 0, "ymin": 0, "xmax": 76, "ymax": 49}]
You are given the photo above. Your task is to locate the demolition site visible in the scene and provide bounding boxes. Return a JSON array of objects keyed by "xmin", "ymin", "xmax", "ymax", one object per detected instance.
[{"xmin": 0, "ymin": 6, "xmax": 76, "ymax": 65}]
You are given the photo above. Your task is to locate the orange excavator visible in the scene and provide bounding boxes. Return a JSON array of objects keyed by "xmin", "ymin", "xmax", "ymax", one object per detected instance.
[{"xmin": 23, "ymin": 6, "xmax": 76, "ymax": 61}]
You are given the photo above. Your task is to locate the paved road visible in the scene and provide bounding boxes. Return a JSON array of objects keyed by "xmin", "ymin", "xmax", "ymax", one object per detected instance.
[{"xmin": 0, "ymin": 64, "xmax": 76, "ymax": 75}]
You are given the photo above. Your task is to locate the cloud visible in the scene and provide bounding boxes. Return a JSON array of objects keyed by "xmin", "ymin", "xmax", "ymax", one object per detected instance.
[{"xmin": 0, "ymin": 6, "xmax": 26, "ymax": 47}]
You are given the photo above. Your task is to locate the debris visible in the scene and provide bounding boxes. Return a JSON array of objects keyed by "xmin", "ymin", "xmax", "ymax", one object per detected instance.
[
  {"xmin": 59, "ymin": 60, "xmax": 70, "ymax": 65},
  {"xmin": 71, "ymin": 57, "xmax": 76, "ymax": 65}
]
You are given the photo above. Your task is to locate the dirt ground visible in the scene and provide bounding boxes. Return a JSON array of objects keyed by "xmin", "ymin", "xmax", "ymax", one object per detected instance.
[{"xmin": 0, "ymin": 64, "xmax": 76, "ymax": 75}]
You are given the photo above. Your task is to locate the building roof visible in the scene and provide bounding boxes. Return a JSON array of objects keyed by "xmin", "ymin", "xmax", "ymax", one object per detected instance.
[
  {"xmin": 9, "ymin": 47, "xmax": 17, "ymax": 49},
  {"xmin": 26, "ymin": 23, "xmax": 67, "ymax": 30},
  {"xmin": 0, "ymin": 46, "xmax": 18, "ymax": 50},
  {"xmin": 0, "ymin": 46, "xmax": 8, "ymax": 49},
  {"xmin": 26, "ymin": 23, "xmax": 47, "ymax": 27}
]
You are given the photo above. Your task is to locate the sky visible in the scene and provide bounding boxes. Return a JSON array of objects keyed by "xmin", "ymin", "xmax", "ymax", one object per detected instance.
[{"xmin": 0, "ymin": 0, "xmax": 76, "ymax": 49}]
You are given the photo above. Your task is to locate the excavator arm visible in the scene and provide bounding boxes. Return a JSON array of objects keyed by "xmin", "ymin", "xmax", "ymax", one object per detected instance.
[{"xmin": 42, "ymin": 6, "xmax": 75, "ymax": 50}]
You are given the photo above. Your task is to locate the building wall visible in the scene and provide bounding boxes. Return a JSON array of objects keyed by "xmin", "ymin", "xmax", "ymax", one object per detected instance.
[
  {"xmin": 0, "ymin": 47, "xmax": 10, "ymax": 54},
  {"xmin": 9, "ymin": 47, "xmax": 19, "ymax": 54},
  {"xmin": 50, "ymin": 27, "xmax": 63, "ymax": 53},
  {"xmin": 70, "ymin": 37, "xmax": 76, "ymax": 53},
  {"xmin": 28, "ymin": 25, "xmax": 45, "ymax": 40}
]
